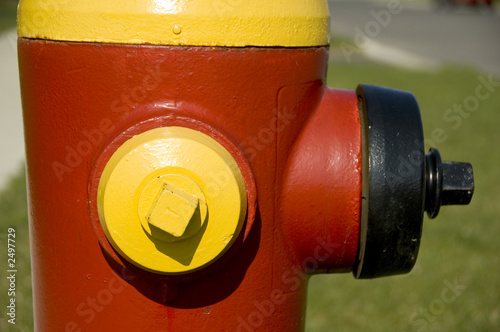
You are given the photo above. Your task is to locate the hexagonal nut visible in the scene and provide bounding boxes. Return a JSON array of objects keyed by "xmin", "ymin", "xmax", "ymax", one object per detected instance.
[{"xmin": 441, "ymin": 162, "xmax": 474, "ymax": 206}]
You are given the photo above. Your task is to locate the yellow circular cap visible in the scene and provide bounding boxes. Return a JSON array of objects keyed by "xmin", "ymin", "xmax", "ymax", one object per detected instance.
[
  {"xmin": 97, "ymin": 127, "xmax": 247, "ymax": 274},
  {"xmin": 17, "ymin": 0, "xmax": 330, "ymax": 47}
]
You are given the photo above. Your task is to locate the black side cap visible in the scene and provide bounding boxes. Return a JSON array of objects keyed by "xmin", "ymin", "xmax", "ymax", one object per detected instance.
[{"xmin": 354, "ymin": 84, "xmax": 474, "ymax": 279}]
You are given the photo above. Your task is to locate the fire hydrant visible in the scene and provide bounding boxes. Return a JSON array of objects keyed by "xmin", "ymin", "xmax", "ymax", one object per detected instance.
[{"xmin": 17, "ymin": 0, "xmax": 474, "ymax": 331}]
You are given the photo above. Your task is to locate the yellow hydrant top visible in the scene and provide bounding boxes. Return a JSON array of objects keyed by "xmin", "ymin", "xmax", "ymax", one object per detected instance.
[{"xmin": 17, "ymin": 0, "xmax": 330, "ymax": 47}]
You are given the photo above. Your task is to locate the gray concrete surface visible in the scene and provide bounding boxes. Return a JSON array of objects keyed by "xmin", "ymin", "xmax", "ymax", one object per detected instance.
[
  {"xmin": 0, "ymin": 29, "xmax": 24, "ymax": 190},
  {"xmin": 329, "ymin": 0, "xmax": 500, "ymax": 76}
]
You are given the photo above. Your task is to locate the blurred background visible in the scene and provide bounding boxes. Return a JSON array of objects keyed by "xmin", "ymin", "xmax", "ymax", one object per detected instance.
[{"xmin": 1, "ymin": 0, "xmax": 499, "ymax": 331}]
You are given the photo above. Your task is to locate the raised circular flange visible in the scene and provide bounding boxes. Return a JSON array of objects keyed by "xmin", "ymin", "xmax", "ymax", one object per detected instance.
[
  {"xmin": 97, "ymin": 126, "xmax": 248, "ymax": 275},
  {"xmin": 355, "ymin": 84, "xmax": 425, "ymax": 279}
]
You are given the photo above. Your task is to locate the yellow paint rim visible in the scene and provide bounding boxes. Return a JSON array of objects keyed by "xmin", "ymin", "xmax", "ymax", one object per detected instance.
[
  {"xmin": 97, "ymin": 127, "xmax": 247, "ymax": 274},
  {"xmin": 17, "ymin": 0, "xmax": 330, "ymax": 47}
]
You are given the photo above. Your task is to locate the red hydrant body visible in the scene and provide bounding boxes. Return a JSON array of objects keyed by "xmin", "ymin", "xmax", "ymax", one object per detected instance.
[
  {"xmin": 17, "ymin": 1, "xmax": 473, "ymax": 331},
  {"xmin": 20, "ymin": 40, "xmax": 361, "ymax": 332}
]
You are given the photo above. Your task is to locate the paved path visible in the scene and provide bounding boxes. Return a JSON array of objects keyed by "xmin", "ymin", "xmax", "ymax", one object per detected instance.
[
  {"xmin": 329, "ymin": 0, "xmax": 500, "ymax": 76},
  {"xmin": 0, "ymin": 29, "xmax": 24, "ymax": 190}
]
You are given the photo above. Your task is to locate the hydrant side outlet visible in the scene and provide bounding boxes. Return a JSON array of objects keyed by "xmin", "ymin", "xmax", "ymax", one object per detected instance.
[
  {"xmin": 280, "ymin": 88, "xmax": 362, "ymax": 273},
  {"xmin": 97, "ymin": 126, "xmax": 248, "ymax": 274},
  {"xmin": 355, "ymin": 85, "xmax": 475, "ymax": 279}
]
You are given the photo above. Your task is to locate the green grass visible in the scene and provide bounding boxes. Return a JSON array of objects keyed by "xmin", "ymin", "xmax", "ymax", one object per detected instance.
[
  {"xmin": 0, "ymin": 166, "xmax": 32, "ymax": 332},
  {"xmin": 0, "ymin": 0, "xmax": 18, "ymax": 32},
  {"xmin": 1, "ymin": 62, "xmax": 499, "ymax": 331}
]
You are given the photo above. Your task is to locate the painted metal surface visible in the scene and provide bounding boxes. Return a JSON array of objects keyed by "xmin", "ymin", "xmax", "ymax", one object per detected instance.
[
  {"xmin": 17, "ymin": 0, "xmax": 330, "ymax": 47},
  {"xmin": 280, "ymin": 89, "xmax": 362, "ymax": 274},
  {"xmin": 97, "ymin": 126, "xmax": 248, "ymax": 274},
  {"xmin": 17, "ymin": 0, "xmax": 476, "ymax": 330},
  {"xmin": 19, "ymin": 39, "xmax": 362, "ymax": 331}
]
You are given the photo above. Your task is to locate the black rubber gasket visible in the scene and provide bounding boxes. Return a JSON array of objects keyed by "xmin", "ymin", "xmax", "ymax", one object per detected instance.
[{"xmin": 355, "ymin": 84, "xmax": 425, "ymax": 279}]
